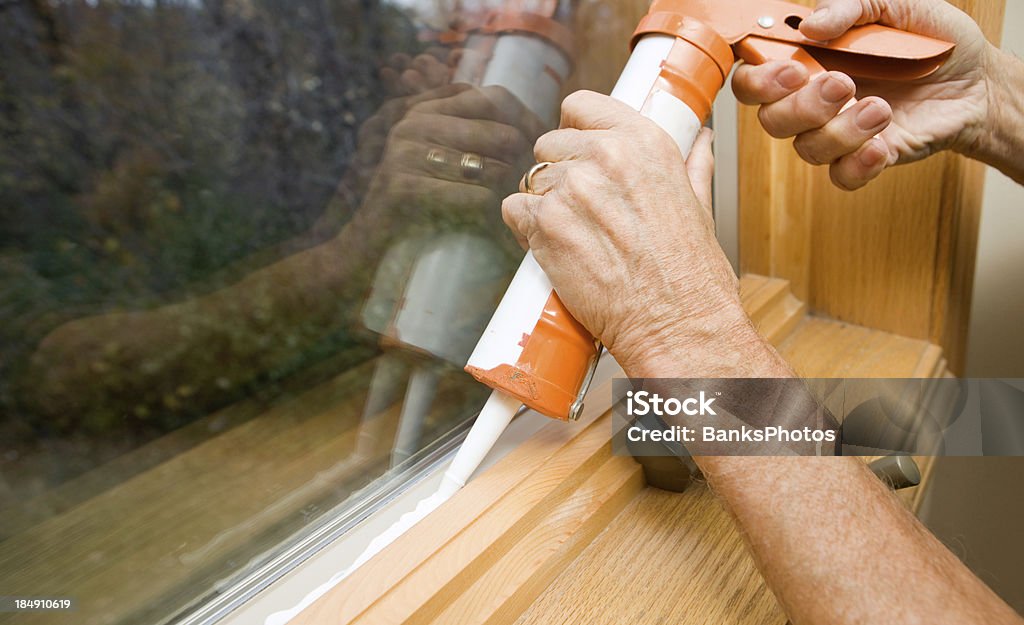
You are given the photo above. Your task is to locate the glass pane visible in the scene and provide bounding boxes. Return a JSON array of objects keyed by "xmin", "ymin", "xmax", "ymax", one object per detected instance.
[{"xmin": 0, "ymin": 0, "xmax": 635, "ymax": 622}]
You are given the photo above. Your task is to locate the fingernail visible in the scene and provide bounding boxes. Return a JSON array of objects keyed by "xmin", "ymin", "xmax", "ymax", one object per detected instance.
[
  {"xmin": 855, "ymin": 101, "xmax": 889, "ymax": 130},
  {"xmin": 777, "ymin": 64, "xmax": 807, "ymax": 89},
  {"xmin": 858, "ymin": 140, "xmax": 886, "ymax": 167},
  {"xmin": 820, "ymin": 74, "xmax": 852, "ymax": 103}
]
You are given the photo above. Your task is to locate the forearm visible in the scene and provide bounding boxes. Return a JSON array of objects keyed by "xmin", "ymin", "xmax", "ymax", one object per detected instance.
[
  {"xmin": 966, "ymin": 45, "xmax": 1024, "ymax": 185},
  {"xmin": 621, "ymin": 311, "xmax": 1021, "ymax": 625},
  {"xmin": 24, "ymin": 213, "xmax": 386, "ymax": 421},
  {"xmin": 702, "ymin": 455, "xmax": 1022, "ymax": 625}
]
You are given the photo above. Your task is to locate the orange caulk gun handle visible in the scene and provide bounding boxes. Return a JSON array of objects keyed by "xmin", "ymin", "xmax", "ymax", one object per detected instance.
[{"xmin": 633, "ymin": 0, "xmax": 954, "ymax": 92}]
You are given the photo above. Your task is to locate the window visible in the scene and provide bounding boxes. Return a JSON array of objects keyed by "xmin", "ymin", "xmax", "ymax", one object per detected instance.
[{"xmin": 0, "ymin": 1, "xmax": 594, "ymax": 623}]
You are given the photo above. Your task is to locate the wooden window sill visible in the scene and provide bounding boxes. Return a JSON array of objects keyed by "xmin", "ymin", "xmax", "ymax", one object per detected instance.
[{"xmin": 288, "ymin": 274, "xmax": 945, "ymax": 625}]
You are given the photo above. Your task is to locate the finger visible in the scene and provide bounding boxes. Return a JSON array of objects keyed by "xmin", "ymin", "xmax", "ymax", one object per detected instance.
[
  {"xmin": 829, "ymin": 136, "xmax": 891, "ymax": 190},
  {"xmin": 732, "ymin": 60, "xmax": 809, "ymax": 105},
  {"xmin": 685, "ymin": 128, "xmax": 715, "ymax": 214},
  {"xmin": 392, "ymin": 141, "xmax": 520, "ymax": 192},
  {"xmin": 559, "ymin": 90, "xmax": 647, "ymax": 131},
  {"xmin": 502, "ymin": 192, "xmax": 543, "ymax": 248},
  {"xmin": 402, "ymin": 83, "xmax": 472, "ymax": 109},
  {"xmin": 479, "ymin": 85, "xmax": 547, "ymax": 141},
  {"xmin": 792, "ymin": 97, "xmax": 892, "ymax": 165},
  {"xmin": 400, "ymin": 68, "xmax": 427, "ymax": 94},
  {"xmin": 757, "ymin": 71, "xmax": 856, "ymax": 138},
  {"xmin": 534, "ymin": 128, "xmax": 597, "ymax": 163},
  {"xmin": 377, "ymin": 171, "xmax": 500, "ymax": 228},
  {"xmin": 414, "ymin": 86, "xmax": 546, "ymax": 142},
  {"xmin": 412, "ymin": 53, "xmax": 450, "ymax": 88},
  {"xmin": 800, "ymin": 0, "xmax": 881, "ymax": 41},
  {"xmin": 518, "ymin": 161, "xmax": 566, "ymax": 195},
  {"xmin": 396, "ymin": 113, "xmax": 532, "ymax": 164}
]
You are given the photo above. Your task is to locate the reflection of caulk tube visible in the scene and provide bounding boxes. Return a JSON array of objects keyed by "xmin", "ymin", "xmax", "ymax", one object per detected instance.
[
  {"xmin": 353, "ymin": 352, "xmax": 409, "ymax": 462},
  {"xmin": 357, "ymin": 9, "xmax": 574, "ymax": 467},
  {"xmin": 390, "ymin": 365, "xmax": 440, "ymax": 465}
]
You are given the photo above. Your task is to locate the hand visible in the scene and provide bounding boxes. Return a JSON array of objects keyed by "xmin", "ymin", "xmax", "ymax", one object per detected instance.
[
  {"xmin": 731, "ymin": 0, "xmax": 993, "ymax": 190},
  {"xmin": 362, "ymin": 84, "xmax": 546, "ymax": 235},
  {"xmin": 344, "ymin": 52, "xmax": 457, "ymax": 189},
  {"xmin": 501, "ymin": 91, "xmax": 764, "ymax": 376}
]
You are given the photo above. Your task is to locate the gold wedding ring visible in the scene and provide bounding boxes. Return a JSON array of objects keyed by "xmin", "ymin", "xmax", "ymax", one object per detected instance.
[
  {"xmin": 524, "ymin": 161, "xmax": 553, "ymax": 194},
  {"xmin": 460, "ymin": 152, "xmax": 484, "ymax": 179},
  {"xmin": 426, "ymin": 148, "xmax": 448, "ymax": 166}
]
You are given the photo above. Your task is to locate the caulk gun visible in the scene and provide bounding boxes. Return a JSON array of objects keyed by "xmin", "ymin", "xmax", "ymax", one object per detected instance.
[
  {"xmin": 299, "ymin": 4, "xmax": 953, "ymax": 595},
  {"xmin": 454, "ymin": 0, "xmax": 954, "ymax": 485}
]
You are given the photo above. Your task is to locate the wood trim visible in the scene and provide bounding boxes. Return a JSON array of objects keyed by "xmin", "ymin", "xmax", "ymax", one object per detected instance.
[{"xmin": 290, "ymin": 276, "xmax": 948, "ymax": 625}]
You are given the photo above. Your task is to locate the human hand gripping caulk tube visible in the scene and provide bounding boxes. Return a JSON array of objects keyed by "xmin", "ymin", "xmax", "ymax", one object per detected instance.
[
  {"xmin": 268, "ymin": 3, "xmax": 953, "ymax": 621},
  {"xmin": 464, "ymin": 0, "xmax": 952, "ymax": 435}
]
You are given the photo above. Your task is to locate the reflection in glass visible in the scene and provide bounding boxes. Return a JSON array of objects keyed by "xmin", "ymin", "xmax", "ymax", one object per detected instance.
[{"xmin": 0, "ymin": 0, "xmax": 589, "ymax": 622}]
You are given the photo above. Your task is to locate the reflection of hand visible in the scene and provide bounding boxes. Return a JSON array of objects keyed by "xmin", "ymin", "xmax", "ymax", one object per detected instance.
[
  {"xmin": 502, "ymin": 91, "xmax": 766, "ymax": 377},
  {"xmin": 380, "ymin": 48, "xmax": 452, "ymax": 96},
  {"xmin": 337, "ymin": 51, "xmax": 457, "ymax": 206},
  {"xmin": 363, "ymin": 84, "xmax": 546, "ymax": 233},
  {"xmin": 731, "ymin": 0, "xmax": 992, "ymax": 190}
]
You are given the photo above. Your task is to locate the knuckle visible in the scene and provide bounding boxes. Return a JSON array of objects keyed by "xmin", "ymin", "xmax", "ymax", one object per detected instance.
[
  {"xmin": 793, "ymin": 134, "xmax": 827, "ymax": 165},
  {"xmin": 793, "ymin": 91, "xmax": 829, "ymax": 127},
  {"xmin": 560, "ymin": 168, "xmax": 588, "ymax": 200},
  {"xmin": 594, "ymin": 137, "xmax": 621, "ymax": 164},
  {"xmin": 534, "ymin": 197, "xmax": 565, "ymax": 236},
  {"xmin": 561, "ymin": 90, "xmax": 587, "ymax": 111},
  {"xmin": 496, "ymin": 124, "xmax": 522, "ymax": 152},
  {"xmin": 502, "ymin": 192, "xmax": 529, "ymax": 221},
  {"xmin": 648, "ymin": 124, "xmax": 679, "ymax": 155},
  {"xmin": 758, "ymin": 105, "xmax": 789, "ymax": 138},
  {"xmin": 829, "ymin": 164, "xmax": 860, "ymax": 192},
  {"xmin": 390, "ymin": 115, "xmax": 420, "ymax": 139},
  {"xmin": 534, "ymin": 131, "xmax": 556, "ymax": 160}
]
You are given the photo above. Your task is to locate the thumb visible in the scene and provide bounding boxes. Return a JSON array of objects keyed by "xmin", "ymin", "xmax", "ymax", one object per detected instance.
[
  {"xmin": 800, "ymin": 0, "xmax": 882, "ymax": 41},
  {"xmin": 685, "ymin": 127, "xmax": 715, "ymax": 214}
]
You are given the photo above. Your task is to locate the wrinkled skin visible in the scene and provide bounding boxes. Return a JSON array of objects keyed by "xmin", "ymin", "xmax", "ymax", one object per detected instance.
[{"xmin": 501, "ymin": 91, "xmax": 766, "ymax": 377}]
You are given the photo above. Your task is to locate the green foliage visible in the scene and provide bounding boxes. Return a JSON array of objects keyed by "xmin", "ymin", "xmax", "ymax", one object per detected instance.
[{"xmin": 0, "ymin": 0, "xmax": 421, "ymax": 303}]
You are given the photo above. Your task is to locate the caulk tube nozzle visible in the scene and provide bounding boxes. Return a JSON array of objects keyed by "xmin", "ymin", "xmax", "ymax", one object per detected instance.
[{"xmin": 439, "ymin": 389, "xmax": 522, "ymax": 497}]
